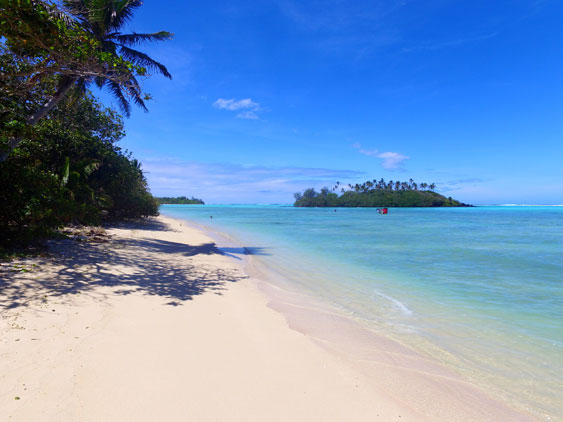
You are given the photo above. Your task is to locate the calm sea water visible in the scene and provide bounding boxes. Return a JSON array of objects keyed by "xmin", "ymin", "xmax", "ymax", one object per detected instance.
[{"xmin": 161, "ymin": 205, "xmax": 562, "ymax": 420}]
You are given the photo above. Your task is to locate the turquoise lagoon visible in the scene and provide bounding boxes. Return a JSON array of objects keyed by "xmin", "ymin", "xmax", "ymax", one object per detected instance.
[{"xmin": 160, "ymin": 205, "xmax": 562, "ymax": 420}]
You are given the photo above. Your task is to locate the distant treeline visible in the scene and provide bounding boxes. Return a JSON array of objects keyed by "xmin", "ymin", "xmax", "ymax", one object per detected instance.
[
  {"xmin": 156, "ymin": 197, "xmax": 205, "ymax": 205},
  {"xmin": 294, "ymin": 179, "xmax": 471, "ymax": 207}
]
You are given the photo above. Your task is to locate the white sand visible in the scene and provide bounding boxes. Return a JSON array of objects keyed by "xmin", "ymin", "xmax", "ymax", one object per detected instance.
[{"xmin": 0, "ymin": 216, "xmax": 537, "ymax": 421}]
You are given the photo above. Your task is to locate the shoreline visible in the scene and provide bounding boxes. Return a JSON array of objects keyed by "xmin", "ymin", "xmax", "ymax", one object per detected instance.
[
  {"xmin": 167, "ymin": 213, "xmax": 545, "ymax": 421},
  {"xmin": 0, "ymin": 215, "xmax": 538, "ymax": 421}
]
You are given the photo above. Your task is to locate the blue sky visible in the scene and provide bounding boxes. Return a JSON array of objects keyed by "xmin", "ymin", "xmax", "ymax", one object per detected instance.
[{"xmin": 102, "ymin": 0, "xmax": 562, "ymax": 204}]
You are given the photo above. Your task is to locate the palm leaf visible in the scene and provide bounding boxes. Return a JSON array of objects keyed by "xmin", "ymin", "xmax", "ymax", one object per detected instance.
[
  {"xmin": 61, "ymin": 157, "xmax": 70, "ymax": 186},
  {"xmin": 106, "ymin": 79, "xmax": 131, "ymax": 116},
  {"xmin": 119, "ymin": 45, "xmax": 172, "ymax": 78},
  {"xmin": 108, "ymin": 0, "xmax": 143, "ymax": 31},
  {"xmin": 56, "ymin": 0, "xmax": 171, "ymax": 117},
  {"xmin": 94, "ymin": 76, "xmax": 106, "ymax": 89},
  {"xmin": 113, "ymin": 31, "xmax": 173, "ymax": 46},
  {"xmin": 123, "ymin": 74, "xmax": 148, "ymax": 111}
]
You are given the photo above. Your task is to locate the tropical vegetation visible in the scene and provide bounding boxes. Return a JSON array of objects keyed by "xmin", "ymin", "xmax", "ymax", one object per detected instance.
[
  {"xmin": 0, "ymin": 0, "xmax": 172, "ymax": 248},
  {"xmin": 156, "ymin": 197, "xmax": 205, "ymax": 205},
  {"xmin": 0, "ymin": 0, "xmax": 172, "ymax": 160},
  {"xmin": 294, "ymin": 179, "xmax": 471, "ymax": 207}
]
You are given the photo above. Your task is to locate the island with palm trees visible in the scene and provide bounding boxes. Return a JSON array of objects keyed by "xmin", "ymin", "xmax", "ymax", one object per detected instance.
[{"xmin": 294, "ymin": 179, "xmax": 471, "ymax": 207}]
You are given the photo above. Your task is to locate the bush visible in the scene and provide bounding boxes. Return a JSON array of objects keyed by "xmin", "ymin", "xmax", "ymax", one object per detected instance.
[{"xmin": 0, "ymin": 92, "xmax": 158, "ymax": 248}]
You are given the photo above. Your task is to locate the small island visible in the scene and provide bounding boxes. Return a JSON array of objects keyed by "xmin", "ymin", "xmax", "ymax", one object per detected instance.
[
  {"xmin": 156, "ymin": 196, "xmax": 205, "ymax": 205},
  {"xmin": 294, "ymin": 179, "xmax": 471, "ymax": 207}
]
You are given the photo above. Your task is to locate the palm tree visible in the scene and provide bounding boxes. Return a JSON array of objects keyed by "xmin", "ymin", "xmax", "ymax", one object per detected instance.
[
  {"xmin": 332, "ymin": 181, "xmax": 340, "ymax": 192},
  {"xmin": 63, "ymin": 0, "xmax": 172, "ymax": 115},
  {"xmin": 429, "ymin": 183, "xmax": 436, "ymax": 191},
  {"xmin": 1, "ymin": 0, "xmax": 172, "ymax": 161}
]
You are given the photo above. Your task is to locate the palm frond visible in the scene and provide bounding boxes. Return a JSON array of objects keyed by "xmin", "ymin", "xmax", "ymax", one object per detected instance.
[
  {"xmin": 62, "ymin": 0, "xmax": 95, "ymax": 31},
  {"xmin": 108, "ymin": 0, "xmax": 143, "ymax": 31},
  {"xmin": 113, "ymin": 31, "xmax": 173, "ymax": 46},
  {"xmin": 106, "ymin": 79, "xmax": 131, "ymax": 116},
  {"xmin": 67, "ymin": 77, "xmax": 88, "ymax": 105},
  {"xmin": 46, "ymin": 2, "xmax": 79, "ymax": 27},
  {"xmin": 119, "ymin": 46, "xmax": 172, "ymax": 79},
  {"xmin": 101, "ymin": 40, "xmax": 118, "ymax": 54},
  {"xmin": 54, "ymin": 0, "xmax": 171, "ymax": 116},
  {"xmin": 93, "ymin": 0, "xmax": 113, "ymax": 36},
  {"xmin": 94, "ymin": 76, "xmax": 106, "ymax": 89},
  {"xmin": 62, "ymin": 0, "xmax": 87, "ymax": 19},
  {"xmin": 124, "ymin": 74, "xmax": 148, "ymax": 112}
]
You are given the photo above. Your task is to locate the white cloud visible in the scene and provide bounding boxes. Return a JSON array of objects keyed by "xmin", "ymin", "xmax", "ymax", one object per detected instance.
[
  {"xmin": 213, "ymin": 98, "xmax": 259, "ymax": 111},
  {"xmin": 353, "ymin": 143, "xmax": 409, "ymax": 170},
  {"xmin": 377, "ymin": 151, "xmax": 410, "ymax": 170},
  {"xmin": 213, "ymin": 98, "xmax": 262, "ymax": 119},
  {"xmin": 358, "ymin": 147, "xmax": 379, "ymax": 157}
]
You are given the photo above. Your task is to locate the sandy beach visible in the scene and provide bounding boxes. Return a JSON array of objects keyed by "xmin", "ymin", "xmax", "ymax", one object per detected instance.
[{"xmin": 0, "ymin": 215, "xmax": 538, "ymax": 421}]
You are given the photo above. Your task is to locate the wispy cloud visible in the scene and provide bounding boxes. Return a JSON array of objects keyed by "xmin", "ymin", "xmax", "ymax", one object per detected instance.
[
  {"xmin": 276, "ymin": 1, "xmax": 506, "ymax": 58},
  {"xmin": 142, "ymin": 158, "xmax": 365, "ymax": 203},
  {"xmin": 213, "ymin": 98, "xmax": 258, "ymax": 111},
  {"xmin": 236, "ymin": 110, "xmax": 259, "ymax": 120},
  {"xmin": 274, "ymin": 0, "xmax": 405, "ymax": 55},
  {"xmin": 276, "ymin": 0, "xmax": 405, "ymax": 32},
  {"xmin": 377, "ymin": 151, "xmax": 410, "ymax": 170},
  {"xmin": 353, "ymin": 143, "xmax": 409, "ymax": 170},
  {"xmin": 438, "ymin": 178, "xmax": 487, "ymax": 192},
  {"xmin": 213, "ymin": 98, "xmax": 261, "ymax": 119},
  {"xmin": 402, "ymin": 32, "xmax": 499, "ymax": 53}
]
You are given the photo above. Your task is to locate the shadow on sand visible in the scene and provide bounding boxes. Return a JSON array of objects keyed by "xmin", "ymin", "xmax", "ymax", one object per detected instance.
[
  {"xmin": 0, "ymin": 234, "xmax": 268, "ymax": 311},
  {"xmin": 107, "ymin": 217, "xmax": 172, "ymax": 232}
]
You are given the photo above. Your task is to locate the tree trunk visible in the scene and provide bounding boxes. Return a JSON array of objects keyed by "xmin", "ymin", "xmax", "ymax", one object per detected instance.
[{"xmin": 0, "ymin": 77, "xmax": 78, "ymax": 162}]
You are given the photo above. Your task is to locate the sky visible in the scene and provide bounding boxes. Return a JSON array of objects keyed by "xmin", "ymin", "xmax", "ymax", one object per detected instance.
[{"xmin": 100, "ymin": 0, "xmax": 563, "ymax": 204}]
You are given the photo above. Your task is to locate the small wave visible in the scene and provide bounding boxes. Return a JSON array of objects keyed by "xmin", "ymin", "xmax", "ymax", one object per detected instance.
[
  {"xmin": 497, "ymin": 204, "xmax": 563, "ymax": 207},
  {"xmin": 373, "ymin": 290, "xmax": 413, "ymax": 316}
]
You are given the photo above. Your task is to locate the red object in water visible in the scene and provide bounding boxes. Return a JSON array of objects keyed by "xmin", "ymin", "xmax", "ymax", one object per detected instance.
[{"xmin": 382, "ymin": 208, "xmax": 388, "ymax": 214}]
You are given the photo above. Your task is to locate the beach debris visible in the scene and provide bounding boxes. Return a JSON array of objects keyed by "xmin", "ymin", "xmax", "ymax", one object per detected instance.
[
  {"xmin": 58, "ymin": 225, "xmax": 113, "ymax": 243},
  {"xmin": 14, "ymin": 396, "xmax": 20, "ymax": 400}
]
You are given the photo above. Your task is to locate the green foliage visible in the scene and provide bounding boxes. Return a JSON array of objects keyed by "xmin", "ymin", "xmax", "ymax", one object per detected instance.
[
  {"xmin": 156, "ymin": 197, "xmax": 205, "ymax": 205},
  {"xmin": 0, "ymin": 0, "xmax": 149, "ymax": 89},
  {"xmin": 294, "ymin": 179, "xmax": 471, "ymax": 207},
  {"xmin": 0, "ymin": 0, "xmax": 173, "ymax": 164},
  {"xmin": 0, "ymin": 0, "xmax": 167, "ymax": 249},
  {"xmin": 0, "ymin": 90, "xmax": 158, "ymax": 248}
]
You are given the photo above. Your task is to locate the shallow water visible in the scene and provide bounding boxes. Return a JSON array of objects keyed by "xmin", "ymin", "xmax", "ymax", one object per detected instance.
[{"xmin": 161, "ymin": 205, "xmax": 563, "ymax": 420}]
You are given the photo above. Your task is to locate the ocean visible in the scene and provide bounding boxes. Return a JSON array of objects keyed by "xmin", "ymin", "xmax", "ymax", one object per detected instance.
[{"xmin": 160, "ymin": 205, "xmax": 562, "ymax": 420}]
